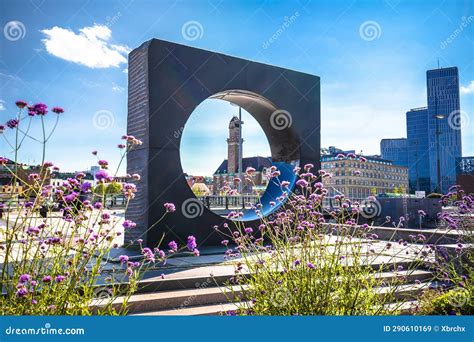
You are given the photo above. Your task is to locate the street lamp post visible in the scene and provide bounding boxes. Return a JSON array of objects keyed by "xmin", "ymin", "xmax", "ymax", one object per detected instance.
[
  {"xmin": 434, "ymin": 114, "xmax": 444, "ymax": 193},
  {"xmin": 413, "ymin": 140, "xmax": 420, "ymax": 192},
  {"xmin": 238, "ymin": 105, "xmax": 243, "ymax": 194}
]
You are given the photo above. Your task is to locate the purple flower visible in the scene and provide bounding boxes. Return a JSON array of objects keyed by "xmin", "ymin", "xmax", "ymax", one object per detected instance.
[
  {"xmin": 119, "ymin": 255, "xmax": 129, "ymax": 264},
  {"xmin": 221, "ymin": 240, "xmax": 229, "ymax": 246},
  {"xmin": 94, "ymin": 202, "xmax": 103, "ymax": 209},
  {"xmin": 15, "ymin": 100, "xmax": 28, "ymax": 109},
  {"xmin": 193, "ymin": 249, "xmax": 200, "ymax": 256},
  {"xmin": 296, "ymin": 179, "xmax": 308, "ymax": 187},
  {"xmin": 95, "ymin": 169, "xmax": 108, "ymax": 181},
  {"xmin": 418, "ymin": 210, "xmax": 426, "ymax": 216},
  {"xmin": 101, "ymin": 212, "xmax": 111, "ymax": 220},
  {"xmin": 98, "ymin": 160, "xmax": 109, "ymax": 169},
  {"xmin": 307, "ymin": 262, "xmax": 315, "ymax": 269},
  {"xmin": 294, "ymin": 259, "xmax": 301, "ymax": 266},
  {"xmin": 55, "ymin": 275, "xmax": 66, "ymax": 283},
  {"xmin": 33, "ymin": 103, "xmax": 48, "ymax": 115},
  {"xmin": 42, "ymin": 276, "xmax": 52, "ymax": 283},
  {"xmin": 123, "ymin": 220, "xmax": 137, "ymax": 229},
  {"xmin": 168, "ymin": 240, "xmax": 178, "ymax": 252},
  {"xmin": 6, "ymin": 119, "xmax": 19, "ymax": 129},
  {"xmin": 80, "ymin": 182, "xmax": 92, "ymax": 192},
  {"xmin": 16, "ymin": 287, "xmax": 28, "ymax": 297},
  {"xmin": 64, "ymin": 192, "xmax": 78, "ymax": 202},
  {"xmin": 244, "ymin": 227, "xmax": 253, "ymax": 234},
  {"xmin": 155, "ymin": 249, "xmax": 166, "ymax": 258},
  {"xmin": 246, "ymin": 167, "xmax": 256, "ymax": 175},
  {"xmin": 164, "ymin": 202, "xmax": 176, "ymax": 213},
  {"xmin": 52, "ymin": 106, "xmax": 64, "ymax": 114},
  {"xmin": 19, "ymin": 274, "xmax": 31, "ymax": 283},
  {"xmin": 142, "ymin": 247, "xmax": 154, "ymax": 261},
  {"xmin": 26, "ymin": 226, "xmax": 40, "ymax": 235},
  {"xmin": 186, "ymin": 235, "xmax": 197, "ymax": 251}
]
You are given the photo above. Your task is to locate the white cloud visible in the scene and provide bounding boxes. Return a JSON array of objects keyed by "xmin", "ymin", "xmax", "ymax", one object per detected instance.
[
  {"xmin": 112, "ymin": 83, "xmax": 125, "ymax": 92},
  {"xmin": 0, "ymin": 100, "xmax": 5, "ymax": 111},
  {"xmin": 461, "ymin": 81, "xmax": 474, "ymax": 95},
  {"xmin": 41, "ymin": 24, "xmax": 130, "ymax": 68},
  {"xmin": 122, "ymin": 68, "xmax": 128, "ymax": 74}
]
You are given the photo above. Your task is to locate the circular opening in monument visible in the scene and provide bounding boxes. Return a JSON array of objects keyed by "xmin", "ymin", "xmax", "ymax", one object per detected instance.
[{"xmin": 180, "ymin": 90, "xmax": 300, "ymax": 221}]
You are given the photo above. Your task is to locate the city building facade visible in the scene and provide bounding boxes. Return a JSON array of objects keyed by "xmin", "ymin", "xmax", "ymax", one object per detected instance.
[
  {"xmin": 456, "ymin": 156, "xmax": 474, "ymax": 195},
  {"xmin": 380, "ymin": 138, "xmax": 408, "ymax": 167},
  {"xmin": 321, "ymin": 153, "xmax": 409, "ymax": 199},
  {"xmin": 426, "ymin": 67, "xmax": 462, "ymax": 193},
  {"xmin": 406, "ymin": 107, "xmax": 431, "ymax": 193}
]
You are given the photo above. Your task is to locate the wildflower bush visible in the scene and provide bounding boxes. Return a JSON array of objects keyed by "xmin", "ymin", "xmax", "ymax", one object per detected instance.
[
  {"xmin": 415, "ymin": 187, "xmax": 473, "ymax": 315},
  {"xmin": 218, "ymin": 162, "xmax": 472, "ymax": 315},
  {"xmin": 0, "ymin": 100, "xmax": 194, "ymax": 315}
]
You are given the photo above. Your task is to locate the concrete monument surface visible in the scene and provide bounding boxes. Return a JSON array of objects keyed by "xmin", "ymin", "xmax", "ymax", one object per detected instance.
[{"xmin": 125, "ymin": 39, "xmax": 320, "ymax": 247}]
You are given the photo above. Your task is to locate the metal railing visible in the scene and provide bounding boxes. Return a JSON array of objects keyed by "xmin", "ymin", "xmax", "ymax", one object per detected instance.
[{"xmin": 198, "ymin": 195, "xmax": 260, "ymax": 210}]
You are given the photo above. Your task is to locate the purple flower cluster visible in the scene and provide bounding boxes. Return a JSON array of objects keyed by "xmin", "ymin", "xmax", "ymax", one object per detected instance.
[
  {"xmin": 164, "ymin": 202, "xmax": 176, "ymax": 212},
  {"xmin": 186, "ymin": 235, "xmax": 197, "ymax": 251}
]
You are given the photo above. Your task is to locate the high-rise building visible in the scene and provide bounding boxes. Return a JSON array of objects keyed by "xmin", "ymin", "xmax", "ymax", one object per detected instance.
[
  {"xmin": 406, "ymin": 107, "xmax": 431, "ymax": 193},
  {"xmin": 380, "ymin": 138, "xmax": 408, "ymax": 167},
  {"xmin": 426, "ymin": 67, "xmax": 462, "ymax": 193}
]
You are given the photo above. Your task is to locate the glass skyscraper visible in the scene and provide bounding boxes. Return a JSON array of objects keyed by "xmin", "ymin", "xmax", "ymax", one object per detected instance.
[
  {"xmin": 380, "ymin": 138, "xmax": 408, "ymax": 167},
  {"xmin": 426, "ymin": 67, "xmax": 461, "ymax": 193},
  {"xmin": 406, "ymin": 107, "xmax": 431, "ymax": 193}
]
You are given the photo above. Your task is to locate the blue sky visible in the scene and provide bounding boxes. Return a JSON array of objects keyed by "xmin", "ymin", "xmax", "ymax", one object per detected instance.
[{"xmin": 0, "ymin": 0, "xmax": 473, "ymax": 175}]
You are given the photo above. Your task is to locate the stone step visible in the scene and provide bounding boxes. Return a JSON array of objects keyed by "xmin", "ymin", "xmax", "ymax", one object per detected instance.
[
  {"xmin": 374, "ymin": 269, "xmax": 433, "ymax": 284},
  {"xmin": 130, "ymin": 285, "xmax": 427, "ymax": 316},
  {"xmin": 383, "ymin": 300, "xmax": 419, "ymax": 315},
  {"xmin": 131, "ymin": 302, "xmax": 241, "ymax": 316},
  {"xmin": 115, "ymin": 273, "xmax": 432, "ymax": 315},
  {"xmin": 127, "ymin": 260, "xmax": 432, "ymax": 294},
  {"xmin": 93, "ymin": 285, "xmax": 243, "ymax": 314}
]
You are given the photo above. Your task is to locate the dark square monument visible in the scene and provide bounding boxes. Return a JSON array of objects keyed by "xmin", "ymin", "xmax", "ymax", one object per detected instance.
[{"xmin": 125, "ymin": 39, "xmax": 320, "ymax": 248}]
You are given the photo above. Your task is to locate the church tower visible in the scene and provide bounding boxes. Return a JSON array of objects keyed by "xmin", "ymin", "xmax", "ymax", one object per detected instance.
[{"xmin": 227, "ymin": 116, "xmax": 242, "ymax": 174}]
